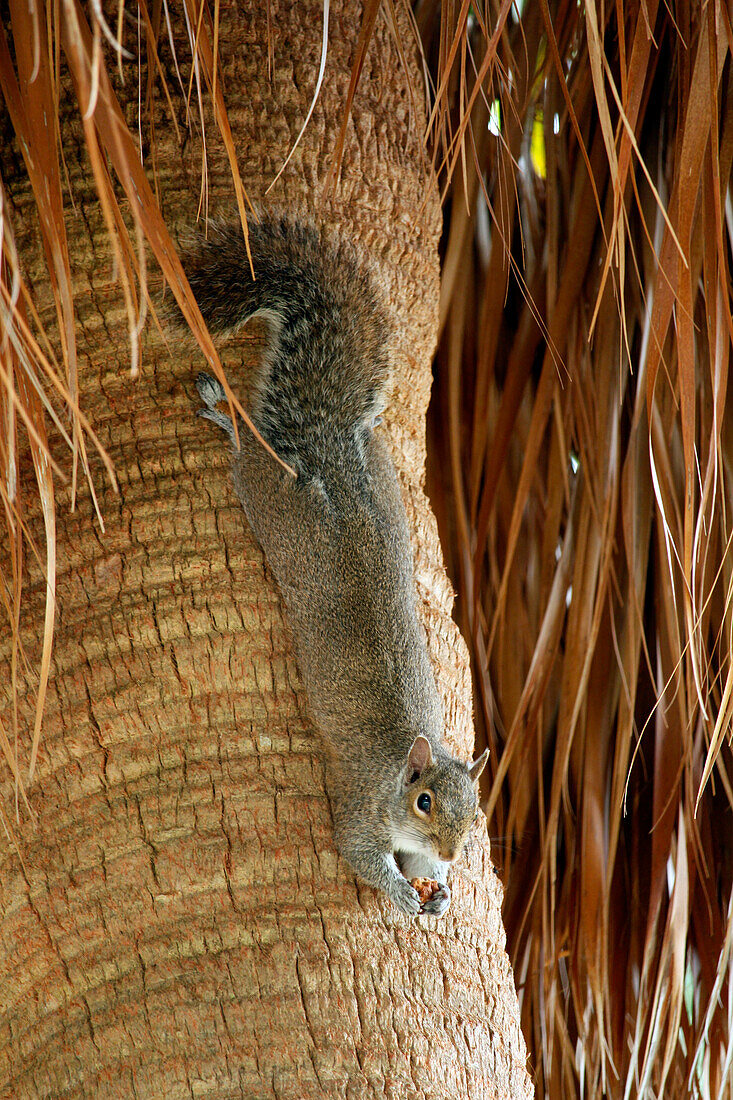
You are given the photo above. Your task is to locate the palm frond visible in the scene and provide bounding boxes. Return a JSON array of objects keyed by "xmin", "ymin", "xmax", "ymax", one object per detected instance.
[
  {"xmin": 1, "ymin": 1, "xmax": 732, "ymax": 1094},
  {"xmin": 422, "ymin": 0, "xmax": 733, "ymax": 1095}
]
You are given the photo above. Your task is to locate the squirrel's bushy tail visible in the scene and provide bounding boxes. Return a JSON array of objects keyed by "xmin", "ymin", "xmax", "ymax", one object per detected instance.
[{"xmin": 175, "ymin": 215, "xmax": 392, "ymax": 473}]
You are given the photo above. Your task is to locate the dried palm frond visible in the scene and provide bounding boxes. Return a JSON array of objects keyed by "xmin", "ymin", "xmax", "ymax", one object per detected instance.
[
  {"xmin": 1, "ymin": 0, "xmax": 732, "ymax": 1095},
  {"xmin": 421, "ymin": 0, "xmax": 733, "ymax": 1096},
  {"xmin": 0, "ymin": 0, "xmax": 276, "ymax": 796}
]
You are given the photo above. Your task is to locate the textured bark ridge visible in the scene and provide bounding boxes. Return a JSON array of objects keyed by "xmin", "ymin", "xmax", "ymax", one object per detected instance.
[{"xmin": 0, "ymin": 2, "xmax": 532, "ymax": 1097}]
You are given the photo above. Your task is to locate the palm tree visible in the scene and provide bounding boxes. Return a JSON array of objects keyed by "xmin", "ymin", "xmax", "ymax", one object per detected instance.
[{"xmin": 0, "ymin": 2, "xmax": 531, "ymax": 1097}]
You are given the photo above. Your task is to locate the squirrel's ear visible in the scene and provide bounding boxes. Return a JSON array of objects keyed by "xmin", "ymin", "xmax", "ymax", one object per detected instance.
[
  {"xmin": 406, "ymin": 735, "xmax": 433, "ymax": 780},
  {"xmin": 468, "ymin": 748, "xmax": 489, "ymax": 783}
]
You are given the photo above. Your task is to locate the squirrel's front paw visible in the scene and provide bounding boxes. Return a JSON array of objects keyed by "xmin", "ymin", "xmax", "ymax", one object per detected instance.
[
  {"xmin": 389, "ymin": 877, "xmax": 422, "ymax": 917},
  {"xmin": 421, "ymin": 883, "xmax": 451, "ymax": 918}
]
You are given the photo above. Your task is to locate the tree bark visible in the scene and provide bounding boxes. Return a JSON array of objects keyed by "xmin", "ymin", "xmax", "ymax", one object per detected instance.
[{"xmin": 0, "ymin": 2, "xmax": 532, "ymax": 1097}]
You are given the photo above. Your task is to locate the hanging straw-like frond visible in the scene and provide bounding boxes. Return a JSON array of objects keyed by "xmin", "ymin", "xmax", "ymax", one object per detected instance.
[
  {"xmin": 421, "ymin": 0, "xmax": 733, "ymax": 1095},
  {"xmin": 0, "ymin": 0, "xmax": 292, "ymax": 801},
  {"xmin": 2, "ymin": 1, "xmax": 732, "ymax": 1096}
]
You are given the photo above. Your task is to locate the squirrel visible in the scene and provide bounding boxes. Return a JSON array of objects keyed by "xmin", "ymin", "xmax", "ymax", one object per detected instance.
[{"xmin": 174, "ymin": 214, "xmax": 488, "ymax": 917}]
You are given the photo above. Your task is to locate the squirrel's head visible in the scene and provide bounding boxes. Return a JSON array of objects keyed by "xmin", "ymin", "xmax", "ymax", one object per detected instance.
[{"xmin": 393, "ymin": 735, "xmax": 488, "ymax": 863}]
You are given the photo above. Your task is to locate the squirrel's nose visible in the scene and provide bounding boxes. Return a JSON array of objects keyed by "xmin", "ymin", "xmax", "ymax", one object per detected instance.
[{"xmin": 439, "ymin": 848, "xmax": 457, "ymax": 863}]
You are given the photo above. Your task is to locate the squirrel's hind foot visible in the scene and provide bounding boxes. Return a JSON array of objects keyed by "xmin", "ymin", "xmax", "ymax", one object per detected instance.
[
  {"xmin": 196, "ymin": 370, "xmax": 226, "ymax": 408},
  {"xmin": 196, "ymin": 372, "xmax": 236, "ymax": 441}
]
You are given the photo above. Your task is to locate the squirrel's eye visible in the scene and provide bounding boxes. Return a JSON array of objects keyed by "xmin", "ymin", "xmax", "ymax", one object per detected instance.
[{"xmin": 416, "ymin": 792, "xmax": 432, "ymax": 815}]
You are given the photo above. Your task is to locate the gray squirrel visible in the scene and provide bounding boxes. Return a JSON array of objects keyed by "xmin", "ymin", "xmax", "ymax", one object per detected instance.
[{"xmin": 176, "ymin": 214, "xmax": 488, "ymax": 917}]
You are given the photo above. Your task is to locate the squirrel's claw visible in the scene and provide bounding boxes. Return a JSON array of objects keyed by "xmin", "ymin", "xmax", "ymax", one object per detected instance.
[
  {"xmin": 196, "ymin": 370, "xmax": 226, "ymax": 407},
  {"xmin": 420, "ymin": 883, "xmax": 451, "ymax": 918},
  {"xmin": 391, "ymin": 877, "xmax": 422, "ymax": 917},
  {"xmin": 196, "ymin": 372, "xmax": 237, "ymax": 441}
]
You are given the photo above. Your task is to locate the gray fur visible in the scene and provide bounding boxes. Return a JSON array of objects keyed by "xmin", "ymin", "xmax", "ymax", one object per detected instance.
[{"xmin": 180, "ymin": 216, "xmax": 487, "ymax": 917}]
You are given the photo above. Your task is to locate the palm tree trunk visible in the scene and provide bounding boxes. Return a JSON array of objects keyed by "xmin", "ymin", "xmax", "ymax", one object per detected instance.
[{"xmin": 0, "ymin": 2, "xmax": 532, "ymax": 1096}]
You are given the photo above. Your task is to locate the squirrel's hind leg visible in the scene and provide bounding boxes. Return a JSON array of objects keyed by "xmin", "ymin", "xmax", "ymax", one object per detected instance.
[{"xmin": 195, "ymin": 371, "xmax": 237, "ymax": 442}]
